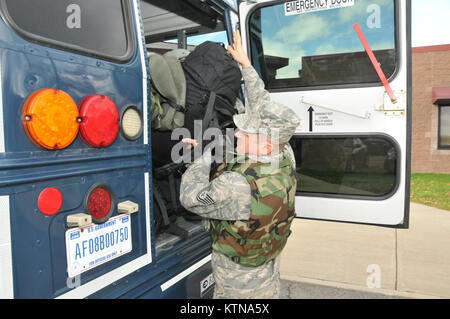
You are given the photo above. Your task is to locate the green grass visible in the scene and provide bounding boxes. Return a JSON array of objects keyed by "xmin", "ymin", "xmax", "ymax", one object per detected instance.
[{"xmin": 410, "ymin": 173, "xmax": 450, "ymax": 211}]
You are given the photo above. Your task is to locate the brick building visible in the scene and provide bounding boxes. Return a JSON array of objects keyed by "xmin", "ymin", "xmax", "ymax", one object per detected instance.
[{"xmin": 411, "ymin": 44, "xmax": 450, "ymax": 173}]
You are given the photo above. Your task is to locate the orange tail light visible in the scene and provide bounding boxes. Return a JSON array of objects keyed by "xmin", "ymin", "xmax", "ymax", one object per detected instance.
[{"xmin": 22, "ymin": 88, "xmax": 80, "ymax": 150}]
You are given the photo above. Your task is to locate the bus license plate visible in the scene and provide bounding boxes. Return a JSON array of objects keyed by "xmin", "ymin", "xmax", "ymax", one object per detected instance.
[{"xmin": 65, "ymin": 214, "xmax": 132, "ymax": 277}]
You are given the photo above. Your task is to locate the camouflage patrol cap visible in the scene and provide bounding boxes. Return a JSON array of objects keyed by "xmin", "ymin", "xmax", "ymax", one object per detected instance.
[{"xmin": 233, "ymin": 101, "xmax": 300, "ymax": 144}]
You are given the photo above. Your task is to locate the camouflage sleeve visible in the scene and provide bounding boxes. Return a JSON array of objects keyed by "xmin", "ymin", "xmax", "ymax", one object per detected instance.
[
  {"xmin": 234, "ymin": 97, "xmax": 245, "ymax": 114},
  {"xmin": 241, "ymin": 66, "xmax": 271, "ymax": 114},
  {"xmin": 179, "ymin": 153, "xmax": 252, "ymax": 221},
  {"xmin": 282, "ymin": 143, "xmax": 296, "ymax": 170}
]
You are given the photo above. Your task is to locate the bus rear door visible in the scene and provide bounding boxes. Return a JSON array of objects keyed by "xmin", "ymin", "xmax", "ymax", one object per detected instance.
[{"xmin": 239, "ymin": 0, "xmax": 411, "ymax": 227}]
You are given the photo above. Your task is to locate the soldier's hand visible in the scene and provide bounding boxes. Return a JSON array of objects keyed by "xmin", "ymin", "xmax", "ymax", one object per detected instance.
[
  {"xmin": 182, "ymin": 138, "xmax": 214, "ymax": 165},
  {"xmin": 227, "ymin": 30, "xmax": 251, "ymax": 68},
  {"xmin": 182, "ymin": 138, "xmax": 198, "ymax": 149}
]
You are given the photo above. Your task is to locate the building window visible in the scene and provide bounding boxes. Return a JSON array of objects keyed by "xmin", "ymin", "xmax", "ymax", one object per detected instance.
[{"xmin": 439, "ymin": 105, "xmax": 450, "ymax": 149}]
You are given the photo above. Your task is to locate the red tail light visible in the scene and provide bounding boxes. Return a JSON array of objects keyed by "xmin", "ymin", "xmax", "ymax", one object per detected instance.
[
  {"xmin": 85, "ymin": 184, "xmax": 114, "ymax": 224},
  {"xmin": 38, "ymin": 187, "xmax": 63, "ymax": 216},
  {"xmin": 78, "ymin": 95, "xmax": 119, "ymax": 148}
]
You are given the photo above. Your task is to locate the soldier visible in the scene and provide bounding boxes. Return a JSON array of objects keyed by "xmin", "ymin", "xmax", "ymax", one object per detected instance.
[{"xmin": 179, "ymin": 30, "xmax": 301, "ymax": 299}]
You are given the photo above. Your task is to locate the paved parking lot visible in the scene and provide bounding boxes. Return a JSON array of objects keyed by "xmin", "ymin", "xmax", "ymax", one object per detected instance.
[
  {"xmin": 280, "ymin": 203, "xmax": 450, "ymax": 298},
  {"xmin": 280, "ymin": 280, "xmax": 405, "ymax": 299}
]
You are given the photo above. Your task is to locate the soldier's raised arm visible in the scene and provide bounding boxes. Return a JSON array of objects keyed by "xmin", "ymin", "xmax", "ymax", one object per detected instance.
[{"xmin": 227, "ymin": 30, "xmax": 271, "ymax": 114}]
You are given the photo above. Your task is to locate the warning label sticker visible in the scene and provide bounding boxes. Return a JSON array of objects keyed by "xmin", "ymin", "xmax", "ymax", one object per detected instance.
[
  {"xmin": 284, "ymin": 0, "xmax": 355, "ymax": 16},
  {"xmin": 314, "ymin": 111, "xmax": 334, "ymax": 127}
]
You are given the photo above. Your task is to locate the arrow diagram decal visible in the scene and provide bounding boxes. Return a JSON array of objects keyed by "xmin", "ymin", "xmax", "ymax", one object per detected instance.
[{"xmin": 308, "ymin": 106, "xmax": 314, "ymax": 132}]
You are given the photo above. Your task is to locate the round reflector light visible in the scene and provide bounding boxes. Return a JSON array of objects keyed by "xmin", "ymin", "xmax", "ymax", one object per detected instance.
[
  {"xmin": 22, "ymin": 88, "xmax": 79, "ymax": 150},
  {"xmin": 85, "ymin": 184, "xmax": 114, "ymax": 224},
  {"xmin": 79, "ymin": 95, "xmax": 119, "ymax": 148},
  {"xmin": 120, "ymin": 106, "xmax": 143, "ymax": 141},
  {"xmin": 38, "ymin": 187, "xmax": 63, "ymax": 216}
]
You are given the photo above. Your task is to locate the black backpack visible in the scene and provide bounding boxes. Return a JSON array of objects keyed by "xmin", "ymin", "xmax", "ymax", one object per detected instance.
[
  {"xmin": 182, "ymin": 41, "xmax": 242, "ymax": 140},
  {"xmin": 151, "ymin": 42, "xmax": 242, "ymax": 239},
  {"xmin": 151, "ymin": 42, "xmax": 242, "ymax": 165}
]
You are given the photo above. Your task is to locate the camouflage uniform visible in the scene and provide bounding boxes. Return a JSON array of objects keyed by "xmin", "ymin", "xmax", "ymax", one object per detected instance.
[
  {"xmin": 179, "ymin": 66, "xmax": 301, "ymax": 299},
  {"xmin": 209, "ymin": 153, "xmax": 296, "ymax": 267},
  {"xmin": 211, "ymin": 250, "xmax": 281, "ymax": 299},
  {"xmin": 180, "ymin": 149, "xmax": 252, "ymax": 222}
]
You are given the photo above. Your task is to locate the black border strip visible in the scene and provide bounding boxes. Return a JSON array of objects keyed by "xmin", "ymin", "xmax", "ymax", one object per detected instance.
[
  {"xmin": 0, "ymin": 0, "xmax": 136, "ymax": 64},
  {"xmin": 402, "ymin": 0, "xmax": 411, "ymax": 229}
]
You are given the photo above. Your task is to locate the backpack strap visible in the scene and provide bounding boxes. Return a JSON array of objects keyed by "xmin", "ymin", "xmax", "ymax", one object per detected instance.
[
  {"xmin": 164, "ymin": 96, "xmax": 185, "ymax": 113},
  {"xmin": 202, "ymin": 91, "xmax": 217, "ymax": 133},
  {"xmin": 152, "ymin": 181, "xmax": 170, "ymax": 227}
]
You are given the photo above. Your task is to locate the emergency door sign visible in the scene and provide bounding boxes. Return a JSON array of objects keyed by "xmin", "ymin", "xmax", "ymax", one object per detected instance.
[{"xmin": 284, "ymin": 0, "xmax": 355, "ymax": 15}]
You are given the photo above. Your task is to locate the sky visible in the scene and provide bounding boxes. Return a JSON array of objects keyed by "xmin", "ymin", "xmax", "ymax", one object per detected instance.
[{"xmin": 411, "ymin": 0, "xmax": 450, "ymax": 47}]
